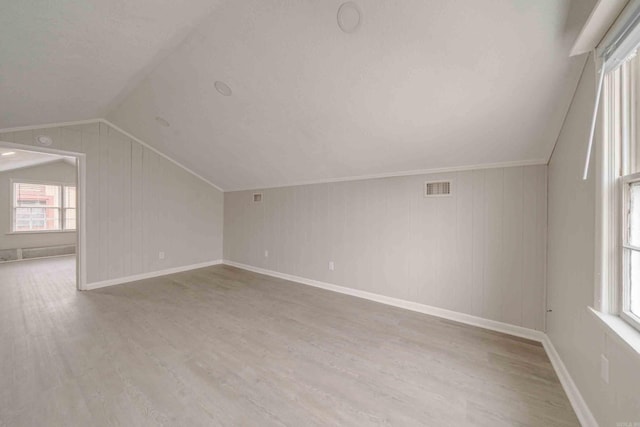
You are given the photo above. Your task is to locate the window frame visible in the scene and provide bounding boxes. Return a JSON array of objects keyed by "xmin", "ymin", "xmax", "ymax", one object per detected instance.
[
  {"xmin": 9, "ymin": 179, "xmax": 77, "ymax": 234},
  {"xmin": 598, "ymin": 49, "xmax": 640, "ymax": 335},
  {"xmin": 622, "ymin": 172, "xmax": 640, "ymax": 331}
]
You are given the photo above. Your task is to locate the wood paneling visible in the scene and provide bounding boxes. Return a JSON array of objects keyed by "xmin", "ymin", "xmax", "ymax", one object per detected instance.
[
  {"xmin": 225, "ymin": 166, "xmax": 548, "ymax": 330},
  {"xmin": 0, "ymin": 123, "xmax": 223, "ymax": 284}
]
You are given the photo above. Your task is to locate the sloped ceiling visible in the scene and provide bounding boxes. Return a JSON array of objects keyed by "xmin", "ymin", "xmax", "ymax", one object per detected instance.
[
  {"xmin": 0, "ymin": 148, "xmax": 73, "ymax": 173},
  {"xmin": 2, "ymin": 0, "xmax": 596, "ymax": 191},
  {"xmin": 0, "ymin": 0, "xmax": 221, "ymax": 127}
]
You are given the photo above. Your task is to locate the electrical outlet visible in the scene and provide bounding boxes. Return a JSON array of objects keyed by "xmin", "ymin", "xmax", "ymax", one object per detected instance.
[
  {"xmin": 159, "ymin": 251, "xmax": 165, "ymax": 260},
  {"xmin": 600, "ymin": 354, "xmax": 609, "ymax": 384},
  {"xmin": 329, "ymin": 261, "xmax": 335, "ymax": 271},
  {"xmin": 264, "ymin": 250, "xmax": 269, "ymax": 258}
]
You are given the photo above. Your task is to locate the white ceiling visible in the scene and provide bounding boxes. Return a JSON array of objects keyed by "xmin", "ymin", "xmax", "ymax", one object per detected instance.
[
  {"xmin": 2, "ymin": 0, "xmax": 596, "ymax": 191},
  {"xmin": 0, "ymin": 148, "xmax": 74, "ymax": 173},
  {"xmin": 0, "ymin": 0, "xmax": 220, "ymax": 128}
]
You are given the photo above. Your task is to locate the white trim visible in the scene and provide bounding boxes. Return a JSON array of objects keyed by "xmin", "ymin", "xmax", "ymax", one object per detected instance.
[
  {"xmin": 225, "ymin": 159, "xmax": 548, "ymax": 192},
  {"xmin": 10, "ymin": 178, "xmax": 77, "ymax": 233},
  {"xmin": 222, "ymin": 259, "xmax": 600, "ymax": 426},
  {"xmin": 0, "ymin": 140, "xmax": 86, "ymax": 291},
  {"xmin": 0, "ymin": 118, "xmax": 224, "ymax": 193},
  {"xmin": 85, "ymin": 259, "xmax": 223, "ymax": 290},
  {"xmin": 6, "ymin": 230, "xmax": 75, "ymax": 235},
  {"xmin": 588, "ymin": 306, "xmax": 640, "ymax": 359},
  {"xmin": 540, "ymin": 335, "xmax": 599, "ymax": 427},
  {"xmin": 0, "ymin": 253, "xmax": 75, "ymax": 264},
  {"xmin": 0, "ymin": 118, "xmax": 550, "ymax": 193},
  {"xmin": 570, "ymin": 0, "xmax": 628, "ymax": 56},
  {"xmin": 222, "ymin": 260, "xmax": 544, "ymax": 341},
  {"xmin": 98, "ymin": 119, "xmax": 224, "ymax": 193}
]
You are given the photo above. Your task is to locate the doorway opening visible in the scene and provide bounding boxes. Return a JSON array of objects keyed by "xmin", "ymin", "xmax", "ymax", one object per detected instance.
[{"xmin": 0, "ymin": 142, "xmax": 85, "ymax": 290}]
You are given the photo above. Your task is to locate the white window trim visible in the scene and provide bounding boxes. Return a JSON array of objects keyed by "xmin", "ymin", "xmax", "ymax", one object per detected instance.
[
  {"xmin": 595, "ymin": 57, "xmax": 622, "ymax": 316},
  {"xmin": 621, "ymin": 172, "xmax": 640, "ymax": 331},
  {"xmin": 9, "ymin": 179, "xmax": 77, "ymax": 234},
  {"xmin": 594, "ymin": 57, "xmax": 640, "ymax": 357}
]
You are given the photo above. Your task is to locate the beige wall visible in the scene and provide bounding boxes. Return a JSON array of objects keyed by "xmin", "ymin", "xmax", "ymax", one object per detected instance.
[
  {"xmin": 224, "ymin": 165, "xmax": 547, "ymax": 331},
  {"xmin": 0, "ymin": 160, "xmax": 76, "ymax": 250},
  {"xmin": 0, "ymin": 122, "xmax": 224, "ymax": 284},
  {"xmin": 547, "ymin": 56, "xmax": 640, "ymax": 424}
]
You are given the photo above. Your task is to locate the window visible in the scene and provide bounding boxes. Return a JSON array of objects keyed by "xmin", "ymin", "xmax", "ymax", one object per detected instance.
[
  {"xmin": 12, "ymin": 182, "xmax": 76, "ymax": 232},
  {"xmin": 605, "ymin": 48, "xmax": 640, "ymax": 331}
]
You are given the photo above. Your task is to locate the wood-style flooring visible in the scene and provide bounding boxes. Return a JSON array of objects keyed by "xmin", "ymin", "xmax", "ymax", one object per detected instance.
[{"xmin": 0, "ymin": 256, "xmax": 578, "ymax": 426}]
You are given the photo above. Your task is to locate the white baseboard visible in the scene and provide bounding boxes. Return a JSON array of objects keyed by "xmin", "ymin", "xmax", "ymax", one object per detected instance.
[
  {"xmin": 541, "ymin": 335, "xmax": 599, "ymax": 427},
  {"xmin": 0, "ymin": 253, "xmax": 75, "ymax": 264},
  {"xmin": 222, "ymin": 260, "xmax": 544, "ymax": 341},
  {"xmin": 85, "ymin": 259, "xmax": 223, "ymax": 290},
  {"xmin": 222, "ymin": 259, "xmax": 598, "ymax": 427}
]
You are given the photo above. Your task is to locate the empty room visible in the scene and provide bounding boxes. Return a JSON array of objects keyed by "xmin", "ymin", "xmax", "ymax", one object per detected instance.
[{"xmin": 1, "ymin": 0, "xmax": 639, "ymax": 426}]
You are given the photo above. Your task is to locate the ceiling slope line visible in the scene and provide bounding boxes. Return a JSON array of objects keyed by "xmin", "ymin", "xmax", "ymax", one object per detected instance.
[
  {"xmin": 99, "ymin": 119, "xmax": 224, "ymax": 192},
  {"xmin": 546, "ymin": 53, "xmax": 591, "ymax": 165},
  {"xmin": 226, "ymin": 158, "xmax": 548, "ymax": 192},
  {"xmin": 1, "ymin": 119, "xmax": 547, "ymax": 194},
  {"xmin": 0, "ymin": 118, "xmax": 225, "ymax": 193}
]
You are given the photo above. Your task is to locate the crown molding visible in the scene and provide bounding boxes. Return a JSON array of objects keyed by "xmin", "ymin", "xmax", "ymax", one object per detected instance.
[{"xmin": 0, "ymin": 118, "xmax": 224, "ymax": 192}]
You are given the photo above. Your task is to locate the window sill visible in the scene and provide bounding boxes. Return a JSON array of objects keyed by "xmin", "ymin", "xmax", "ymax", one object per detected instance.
[
  {"xmin": 6, "ymin": 230, "xmax": 76, "ymax": 235},
  {"xmin": 588, "ymin": 306, "xmax": 640, "ymax": 359}
]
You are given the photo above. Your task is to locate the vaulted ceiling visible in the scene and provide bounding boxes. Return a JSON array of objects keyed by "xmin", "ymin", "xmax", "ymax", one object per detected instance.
[
  {"xmin": 0, "ymin": 148, "xmax": 73, "ymax": 173},
  {"xmin": 1, "ymin": 0, "xmax": 596, "ymax": 190}
]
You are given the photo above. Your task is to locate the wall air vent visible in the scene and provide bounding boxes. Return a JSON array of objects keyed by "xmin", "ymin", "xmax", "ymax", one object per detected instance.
[
  {"xmin": 253, "ymin": 193, "xmax": 263, "ymax": 202},
  {"xmin": 424, "ymin": 181, "xmax": 451, "ymax": 197}
]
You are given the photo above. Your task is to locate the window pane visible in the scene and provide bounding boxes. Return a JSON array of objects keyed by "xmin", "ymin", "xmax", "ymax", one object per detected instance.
[
  {"xmin": 14, "ymin": 183, "xmax": 60, "ymax": 207},
  {"xmin": 630, "ymin": 182, "xmax": 640, "ymax": 246},
  {"xmin": 12, "ymin": 183, "xmax": 64, "ymax": 232},
  {"xmin": 64, "ymin": 208, "xmax": 76, "ymax": 230},
  {"xmin": 64, "ymin": 186, "xmax": 76, "ymax": 208},
  {"xmin": 632, "ymin": 250, "xmax": 640, "ymax": 317},
  {"xmin": 13, "ymin": 207, "xmax": 61, "ymax": 231}
]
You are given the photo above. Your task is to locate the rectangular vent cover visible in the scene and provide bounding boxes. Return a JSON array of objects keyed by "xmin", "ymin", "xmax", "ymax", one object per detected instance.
[
  {"xmin": 424, "ymin": 181, "xmax": 451, "ymax": 197},
  {"xmin": 253, "ymin": 193, "xmax": 263, "ymax": 202}
]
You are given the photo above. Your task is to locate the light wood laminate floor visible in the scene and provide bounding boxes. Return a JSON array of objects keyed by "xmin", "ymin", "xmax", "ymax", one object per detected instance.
[{"xmin": 0, "ymin": 256, "xmax": 579, "ymax": 426}]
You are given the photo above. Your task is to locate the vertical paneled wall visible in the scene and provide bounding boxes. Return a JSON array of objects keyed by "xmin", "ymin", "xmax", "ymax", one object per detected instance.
[
  {"xmin": 0, "ymin": 122, "xmax": 223, "ymax": 284},
  {"xmin": 224, "ymin": 165, "xmax": 547, "ymax": 330}
]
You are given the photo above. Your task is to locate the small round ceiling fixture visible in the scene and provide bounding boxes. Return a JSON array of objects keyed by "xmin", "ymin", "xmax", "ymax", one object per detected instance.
[
  {"xmin": 214, "ymin": 81, "xmax": 232, "ymax": 96},
  {"xmin": 337, "ymin": 2, "xmax": 361, "ymax": 34},
  {"xmin": 155, "ymin": 116, "xmax": 170, "ymax": 127},
  {"xmin": 36, "ymin": 135, "xmax": 53, "ymax": 146}
]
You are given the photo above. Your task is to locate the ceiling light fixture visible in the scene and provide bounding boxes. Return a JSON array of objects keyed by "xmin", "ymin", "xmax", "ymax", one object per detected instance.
[
  {"xmin": 1, "ymin": 151, "xmax": 16, "ymax": 156},
  {"xmin": 337, "ymin": 2, "xmax": 361, "ymax": 34},
  {"xmin": 36, "ymin": 135, "xmax": 53, "ymax": 146},
  {"xmin": 214, "ymin": 81, "xmax": 232, "ymax": 96},
  {"xmin": 155, "ymin": 116, "xmax": 170, "ymax": 127}
]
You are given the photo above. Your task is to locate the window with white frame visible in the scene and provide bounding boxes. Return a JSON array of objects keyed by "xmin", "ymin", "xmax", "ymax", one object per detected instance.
[
  {"xmin": 603, "ymin": 48, "xmax": 640, "ymax": 331},
  {"xmin": 12, "ymin": 182, "xmax": 76, "ymax": 232}
]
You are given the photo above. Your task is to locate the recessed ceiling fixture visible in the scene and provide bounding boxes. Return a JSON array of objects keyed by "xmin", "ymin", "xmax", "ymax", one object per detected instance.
[
  {"xmin": 215, "ymin": 81, "xmax": 232, "ymax": 96},
  {"xmin": 155, "ymin": 116, "xmax": 170, "ymax": 127},
  {"xmin": 337, "ymin": 2, "xmax": 361, "ymax": 34},
  {"xmin": 36, "ymin": 135, "xmax": 53, "ymax": 146},
  {"xmin": 1, "ymin": 151, "xmax": 16, "ymax": 156}
]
